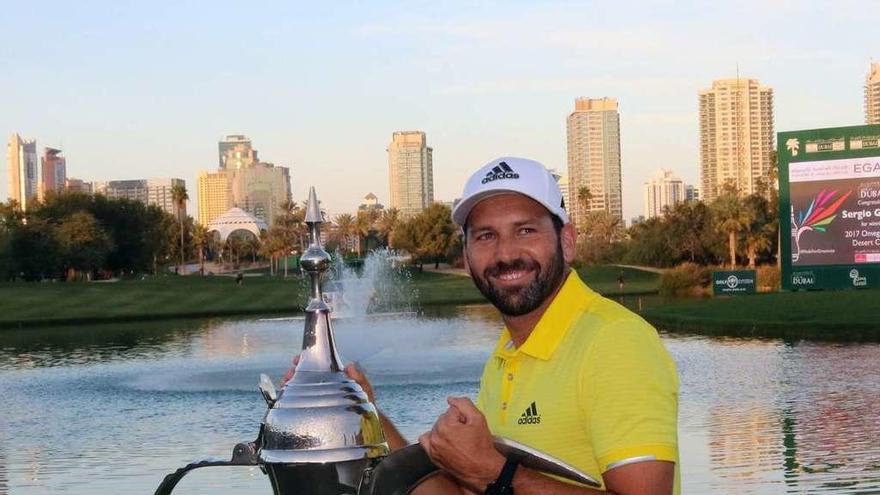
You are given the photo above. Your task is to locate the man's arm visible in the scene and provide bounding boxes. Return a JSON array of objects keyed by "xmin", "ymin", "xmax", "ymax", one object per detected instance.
[{"xmin": 419, "ymin": 397, "xmax": 674, "ymax": 495}]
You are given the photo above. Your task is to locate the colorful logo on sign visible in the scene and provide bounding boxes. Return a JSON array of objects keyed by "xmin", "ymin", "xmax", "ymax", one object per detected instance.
[{"xmin": 791, "ymin": 189, "xmax": 852, "ymax": 262}]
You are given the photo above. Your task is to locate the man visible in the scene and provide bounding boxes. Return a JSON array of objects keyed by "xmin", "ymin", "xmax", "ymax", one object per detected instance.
[{"xmin": 288, "ymin": 157, "xmax": 679, "ymax": 494}]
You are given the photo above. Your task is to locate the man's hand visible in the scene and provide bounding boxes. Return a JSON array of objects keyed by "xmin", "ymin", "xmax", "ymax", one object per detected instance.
[{"xmin": 418, "ymin": 397, "xmax": 505, "ymax": 492}]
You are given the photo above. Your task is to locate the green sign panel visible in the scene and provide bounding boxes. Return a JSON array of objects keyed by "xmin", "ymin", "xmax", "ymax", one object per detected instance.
[
  {"xmin": 713, "ymin": 270, "xmax": 757, "ymax": 296},
  {"xmin": 778, "ymin": 124, "xmax": 880, "ymax": 291}
]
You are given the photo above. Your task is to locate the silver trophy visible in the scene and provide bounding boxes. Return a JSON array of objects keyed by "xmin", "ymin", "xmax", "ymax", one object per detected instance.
[{"xmin": 153, "ymin": 187, "xmax": 599, "ymax": 495}]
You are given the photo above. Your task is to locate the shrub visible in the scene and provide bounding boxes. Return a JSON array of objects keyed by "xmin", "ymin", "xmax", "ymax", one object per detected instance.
[
  {"xmin": 757, "ymin": 264, "xmax": 781, "ymax": 292},
  {"xmin": 659, "ymin": 262, "xmax": 711, "ymax": 296}
]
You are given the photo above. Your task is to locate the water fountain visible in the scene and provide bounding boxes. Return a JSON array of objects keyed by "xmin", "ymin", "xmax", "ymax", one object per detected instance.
[
  {"xmin": 152, "ymin": 187, "xmax": 598, "ymax": 494},
  {"xmin": 323, "ymin": 249, "xmax": 416, "ymax": 319}
]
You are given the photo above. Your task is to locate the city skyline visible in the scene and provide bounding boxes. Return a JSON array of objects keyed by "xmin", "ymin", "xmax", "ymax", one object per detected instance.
[{"xmin": 1, "ymin": 2, "xmax": 878, "ymax": 221}]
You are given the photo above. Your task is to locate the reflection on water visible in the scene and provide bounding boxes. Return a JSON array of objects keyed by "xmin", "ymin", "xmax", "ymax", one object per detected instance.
[{"xmin": 1, "ymin": 307, "xmax": 879, "ymax": 493}]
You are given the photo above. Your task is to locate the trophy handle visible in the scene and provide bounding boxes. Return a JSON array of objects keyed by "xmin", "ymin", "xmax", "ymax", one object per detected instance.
[
  {"xmin": 358, "ymin": 436, "xmax": 600, "ymax": 495},
  {"xmin": 153, "ymin": 442, "xmax": 259, "ymax": 495}
]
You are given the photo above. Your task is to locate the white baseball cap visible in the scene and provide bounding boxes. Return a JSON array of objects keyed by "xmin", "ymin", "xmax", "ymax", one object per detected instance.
[{"xmin": 451, "ymin": 157, "xmax": 570, "ymax": 226}]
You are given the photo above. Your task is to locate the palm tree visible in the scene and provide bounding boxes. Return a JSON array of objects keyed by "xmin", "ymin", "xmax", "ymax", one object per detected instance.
[
  {"xmin": 354, "ymin": 209, "xmax": 378, "ymax": 257},
  {"xmin": 576, "ymin": 186, "xmax": 593, "ymax": 232},
  {"xmin": 711, "ymin": 187, "xmax": 749, "ymax": 269},
  {"xmin": 376, "ymin": 208, "xmax": 400, "ymax": 248},
  {"xmin": 192, "ymin": 223, "xmax": 208, "ymax": 275},
  {"xmin": 334, "ymin": 213, "xmax": 356, "ymax": 254},
  {"xmin": 171, "ymin": 184, "xmax": 189, "ymax": 272}
]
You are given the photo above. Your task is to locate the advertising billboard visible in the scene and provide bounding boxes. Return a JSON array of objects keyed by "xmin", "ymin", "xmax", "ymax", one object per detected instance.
[
  {"xmin": 779, "ymin": 124, "xmax": 880, "ymax": 290},
  {"xmin": 712, "ymin": 270, "xmax": 757, "ymax": 296}
]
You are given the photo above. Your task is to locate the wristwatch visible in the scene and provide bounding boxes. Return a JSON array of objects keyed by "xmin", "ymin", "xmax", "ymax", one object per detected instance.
[{"xmin": 484, "ymin": 456, "xmax": 519, "ymax": 495}]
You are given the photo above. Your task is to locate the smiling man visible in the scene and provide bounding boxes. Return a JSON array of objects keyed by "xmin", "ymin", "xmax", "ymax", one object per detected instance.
[
  {"xmin": 407, "ymin": 157, "xmax": 680, "ymax": 495},
  {"xmin": 302, "ymin": 157, "xmax": 680, "ymax": 494}
]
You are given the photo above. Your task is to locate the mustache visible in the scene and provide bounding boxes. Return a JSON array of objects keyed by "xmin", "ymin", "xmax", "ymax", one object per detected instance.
[{"xmin": 484, "ymin": 258, "xmax": 539, "ymax": 279}]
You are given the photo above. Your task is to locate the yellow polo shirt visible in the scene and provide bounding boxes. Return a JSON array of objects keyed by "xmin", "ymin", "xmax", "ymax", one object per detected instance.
[{"xmin": 475, "ymin": 271, "xmax": 679, "ymax": 493}]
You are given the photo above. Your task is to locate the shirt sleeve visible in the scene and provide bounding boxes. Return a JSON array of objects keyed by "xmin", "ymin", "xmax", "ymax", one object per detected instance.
[{"xmin": 582, "ymin": 317, "xmax": 679, "ymax": 473}]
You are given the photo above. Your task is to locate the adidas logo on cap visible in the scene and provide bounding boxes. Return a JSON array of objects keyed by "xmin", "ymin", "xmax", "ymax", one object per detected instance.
[
  {"xmin": 517, "ymin": 401, "xmax": 541, "ymax": 425},
  {"xmin": 481, "ymin": 161, "xmax": 520, "ymax": 184}
]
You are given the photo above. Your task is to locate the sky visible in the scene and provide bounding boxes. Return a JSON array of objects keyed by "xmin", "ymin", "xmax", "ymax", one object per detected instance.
[{"xmin": 2, "ymin": 0, "xmax": 878, "ymax": 221}]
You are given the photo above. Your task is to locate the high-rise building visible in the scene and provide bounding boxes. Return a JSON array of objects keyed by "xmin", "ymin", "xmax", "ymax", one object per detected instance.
[
  {"xmin": 866, "ymin": 62, "xmax": 880, "ymax": 125},
  {"xmin": 65, "ymin": 178, "xmax": 93, "ymax": 194},
  {"xmin": 39, "ymin": 147, "xmax": 67, "ymax": 201},
  {"xmin": 7, "ymin": 134, "xmax": 39, "ymax": 211},
  {"xmin": 686, "ymin": 184, "xmax": 700, "ymax": 202},
  {"xmin": 388, "ymin": 131, "xmax": 433, "ymax": 217},
  {"xmin": 566, "ymin": 97, "xmax": 623, "ymax": 229},
  {"xmin": 198, "ymin": 171, "xmax": 233, "ymax": 226},
  {"xmin": 199, "ymin": 135, "xmax": 291, "ymax": 226},
  {"xmin": 699, "ymin": 77, "xmax": 775, "ymax": 202},
  {"xmin": 231, "ymin": 162, "xmax": 291, "ymax": 225},
  {"xmin": 94, "ymin": 178, "xmax": 186, "ymax": 217},
  {"xmin": 218, "ymin": 134, "xmax": 258, "ymax": 170},
  {"xmin": 644, "ymin": 169, "xmax": 686, "ymax": 219}
]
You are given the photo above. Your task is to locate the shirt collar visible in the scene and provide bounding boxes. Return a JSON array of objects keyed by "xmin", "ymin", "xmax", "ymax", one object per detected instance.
[{"xmin": 491, "ymin": 270, "xmax": 597, "ymax": 361}]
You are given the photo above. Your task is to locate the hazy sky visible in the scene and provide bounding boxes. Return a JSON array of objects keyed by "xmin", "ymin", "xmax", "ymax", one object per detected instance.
[{"xmin": 2, "ymin": 1, "xmax": 878, "ymax": 221}]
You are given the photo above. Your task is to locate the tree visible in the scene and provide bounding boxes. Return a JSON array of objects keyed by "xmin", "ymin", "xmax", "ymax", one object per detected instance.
[
  {"xmin": 55, "ymin": 211, "xmax": 114, "ymax": 280},
  {"xmin": 376, "ymin": 208, "xmax": 400, "ymax": 247},
  {"xmin": 711, "ymin": 186, "xmax": 749, "ymax": 269},
  {"xmin": 334, "ymin": 213, "xmax": 356, "ymax": 255},
  {"xmin": 355, "ymin": 209, "xmax": 379, "ymax": 257},
  {"xmin": 192, "ymin": 223, "xmax": 209, "ymax": 275},
  {"xmin": 9, "ymin": 218, "xmax": 60, "ymax": 281},
  {"xmin": 394, "ymin": 204, "xmax": 458, "ymax": 269},
  {"xmin": 576, "ymin": 211, "xmax": 625, "ymax": 265},
  {"xmin": 665, "ymin": 201, "xmax": 712, "ymax": 263},
  {"xmin": 576, "ymin": 186, "xmax": 593, "ymax": 228},
  {"xmin": 171, "ymin": 184, "xmax": 189, "ymax": 270},
  {"xmin": 743, "ymin": 194, "xmax": 776, "ymax": 268}
]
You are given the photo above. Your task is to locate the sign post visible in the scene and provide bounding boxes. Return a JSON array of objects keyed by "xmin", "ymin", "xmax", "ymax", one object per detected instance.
[
  {"xmin": 779, "ymin": 124, "xmax": 880, "ymax": 290},
  {"xmin": 713, "ymin": 270, "xmax": 757, "ymax": 296}
]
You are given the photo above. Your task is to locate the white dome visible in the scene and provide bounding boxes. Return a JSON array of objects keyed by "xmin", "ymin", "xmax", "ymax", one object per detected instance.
[{"xmin": 206, "ymin": 207, "xmax": 268, "ymax": 242}]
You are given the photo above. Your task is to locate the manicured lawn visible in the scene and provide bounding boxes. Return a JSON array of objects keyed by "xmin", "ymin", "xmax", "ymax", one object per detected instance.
[
  {"xmin": 641, "ymin": 289, "xmax": 880, "ymax": 341},
  {"xmin": 0, "ymin": 265, "xmax": 660, "ymax": 328}
]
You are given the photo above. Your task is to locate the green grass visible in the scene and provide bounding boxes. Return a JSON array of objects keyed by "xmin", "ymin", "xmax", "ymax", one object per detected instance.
[
  {"xmin": 0, "ymin": 265, "xmax": 660, "ymax": 328},
  {"xmin": 577, "ymin": 266, "xmax": 660, "ymax": 295},
  {"xmin": 0, "ymin": 275, "xmax": 307, "ymax": 328},
  {"xmin": 641, "ymin": 289, "xmax": 880, "ymax": 341}
]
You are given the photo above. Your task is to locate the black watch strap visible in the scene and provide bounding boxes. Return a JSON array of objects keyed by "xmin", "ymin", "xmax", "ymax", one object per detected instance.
[{"xmin": 485, "ymin": 456, "xmax": 519, "ymax": 495}]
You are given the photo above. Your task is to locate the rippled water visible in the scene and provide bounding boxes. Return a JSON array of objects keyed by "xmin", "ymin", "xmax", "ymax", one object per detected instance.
[{"xmin": 1, "ymin": 306, "xmax": 879, "ymax": 494}]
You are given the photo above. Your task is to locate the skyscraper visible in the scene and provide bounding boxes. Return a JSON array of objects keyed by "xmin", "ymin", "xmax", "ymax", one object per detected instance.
[
  {"xmin": 388, "ymin": 131, "xmax": 433, "ymax": 217},
  {"xmin": 199, "ymin": 135, "xmax": 291, "ymax": 226},
  {"xmin": 39, "ymin": 147, "xmax": 67, "ymax": 201},
  {"xmin": 566, "ymin": 97, "xmax": 623, "ymax": 228},
  {"xmin": 866, "ymin": 62, "xmax": 880, "ymax": 125},
  {"xmin": 643, "ymin": 169, "xmax": 686, "ymax": 219},
  {"xmin": 699, "ymin": 77, "xmax": 775, "ymax": 202},
  {"xmin": 94, "ymin": 178, "xmax": 186, "ymax": 217},
  {"xmin": 198, "ymin": 171, "xmax": 233, "ymax": 226},
  {"xmin": 7, "ymin": 134, "xmax": 39, "ymax": 211},
  {"xmin": 218, "ymin": 134, "xmax": 258, "ymax": 170}
]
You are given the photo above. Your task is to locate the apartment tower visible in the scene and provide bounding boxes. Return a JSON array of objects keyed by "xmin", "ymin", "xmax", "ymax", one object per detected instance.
[
  {"xmin": 387, "ymin": 131, "xmax": 433, "ymax": 217},
  {"xmin": 40, "ymin": 147, "xmax": 67, "ymax": 201},
  {"xmin": 699, "ymin": 78, "xmax": 775, "ymax": 202},
  {"xmin": 866, "ymin": 62, "xmax": 880, "ymax": 125},
  {"xmin": 566, "ymin": 97, "xmax": 623, "ymax": 229},
  {"xmin": 7, "ymin": 134, "xmax": 39, "ymax": 211},
  {"xmin": 643, "ymin": 169, "xmax": 686, "ymax": 219}
]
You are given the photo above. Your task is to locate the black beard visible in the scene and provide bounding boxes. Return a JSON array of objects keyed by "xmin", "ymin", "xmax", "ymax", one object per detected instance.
[{"xmin": 470, "ymin": 242, "xmax": 566, "ymax": 317}]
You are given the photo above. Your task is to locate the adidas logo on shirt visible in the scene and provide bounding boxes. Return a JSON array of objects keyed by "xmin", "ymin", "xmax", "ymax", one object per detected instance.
[
  {"xmin": 517, "ymin": 401, "xmax": 541, "ymax": 425},
  {"xmin": 481, "ymin": 161, "xmax": 520, "ymax": 184}
]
